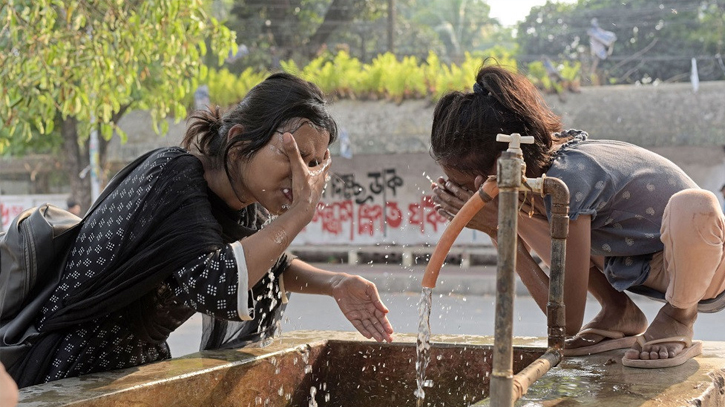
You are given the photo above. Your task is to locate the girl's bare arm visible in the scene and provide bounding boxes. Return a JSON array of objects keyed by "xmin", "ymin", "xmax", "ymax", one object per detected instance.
[{"xmin": 518, "ymin": 213, "xmax": 592, "ymax": 335}]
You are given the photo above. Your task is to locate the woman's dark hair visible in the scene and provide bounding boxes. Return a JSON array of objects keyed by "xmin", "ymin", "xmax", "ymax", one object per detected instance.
[
  {"xmin": 430, "ymin": 62, "xmax": 563, "ymax": 178},
  {"xmin": 182, "ymin": 72, "xmax": 338, "ymax": 186}
]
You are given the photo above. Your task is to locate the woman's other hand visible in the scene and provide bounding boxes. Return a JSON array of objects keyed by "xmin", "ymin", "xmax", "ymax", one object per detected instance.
[
  {"xmin": 0, "ymin": 362, "xmax": 19, "ymax": 407},
  {"xmin": 330, "ymin": 274, "xmax": 394, "ymax": 343},
  {"xmin": 281, "ymin": 132, "xmax": 331, "ymax": 219}
]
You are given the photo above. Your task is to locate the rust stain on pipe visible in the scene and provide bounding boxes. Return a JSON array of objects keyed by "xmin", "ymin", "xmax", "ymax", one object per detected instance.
[{"xmin": 512, "ymin": 350, "xmax": 563, "ymax": 401}]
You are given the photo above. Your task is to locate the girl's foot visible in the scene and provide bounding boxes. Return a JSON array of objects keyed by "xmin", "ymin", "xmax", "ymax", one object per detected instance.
[
  {"xmin": 565, "ymin": 297, "xmax": 648, "ymax": 350},
  {"xmin": 623, "ymin": 302, "xmax": 697, "ymax": 361}
]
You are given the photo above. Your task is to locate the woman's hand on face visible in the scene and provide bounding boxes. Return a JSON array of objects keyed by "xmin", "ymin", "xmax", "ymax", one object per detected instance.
[
  {"xmin": 281, "ymin": 132, "xmax": 331, "ymax": 216},
  {"xmin": 331, "ymin": 274, "xmax": 394, "ymax": 343},
  {"xmin": 431, "ymin": 176, "xmax": 498, "ymax": 234}
]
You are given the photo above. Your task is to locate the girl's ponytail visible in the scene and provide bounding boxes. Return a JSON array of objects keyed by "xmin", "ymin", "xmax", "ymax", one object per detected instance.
[{"xmin": 431, "ymin": 62, "xmax": 563, "ymax": 178}]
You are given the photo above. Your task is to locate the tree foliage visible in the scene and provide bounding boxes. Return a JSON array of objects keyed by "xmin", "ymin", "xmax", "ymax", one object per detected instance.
[
  {"xmin": 517, "ymin": 0, "xmax": 725, "ymax": 84},
  {"xmin": 402, "ymin": 0, "xmax": 500, "ymax": 58},
  {"xmin": 222, "ymin": 0, "xmax": 384, "ymax": 70},
  {"xmin": 221, "ymin": 0, "xmax": 511, "ymax": 71},
  {"xmin": 1, "ymin": 0, "xmax": 235, "ymax": 207},
  {"xmin": 1, "ymin": 0, "xmax": 235, "ymax": 150}
]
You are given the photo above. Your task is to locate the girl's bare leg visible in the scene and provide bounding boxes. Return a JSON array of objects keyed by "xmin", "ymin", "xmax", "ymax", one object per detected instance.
[{"xmin": 566, "ymin": 264, "xmax": 648, "ymax": 349}]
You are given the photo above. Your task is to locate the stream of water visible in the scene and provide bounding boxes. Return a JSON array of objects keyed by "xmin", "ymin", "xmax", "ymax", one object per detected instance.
[{"xmin": 415, "ymin": 288, "xmax": 433, "ymax": 407}]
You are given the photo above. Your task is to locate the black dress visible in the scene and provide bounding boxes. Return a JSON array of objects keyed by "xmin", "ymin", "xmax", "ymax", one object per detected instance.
[{"xmin": 13, "ymin": 148, "xmax": 289, "ymax": 386}]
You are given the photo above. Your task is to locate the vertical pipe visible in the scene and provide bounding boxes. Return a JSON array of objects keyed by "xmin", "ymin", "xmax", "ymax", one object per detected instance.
[
  {"xmin": 544, "ymin": 177, "xmax": 570, "ymax": 350},
  {"xmin": 490, "ymin": 151, "xmax": 521, "ymax": 407},
  {"xmin": 89, "ymin": 118, "xmax": 101, "ymax": 202},
  {"xmin": 387, "ymin": 0, "xmax": 395, "ymax": 52}
]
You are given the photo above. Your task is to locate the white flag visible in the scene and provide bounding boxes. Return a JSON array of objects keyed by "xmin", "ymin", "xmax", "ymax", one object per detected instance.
[
  {"xmin": 691, "ymin": 58, "xmax": 700, "ymax": 93},
  {"xmin": 339, "ymin": 128, "xmax": 353, "ymax": 159}
]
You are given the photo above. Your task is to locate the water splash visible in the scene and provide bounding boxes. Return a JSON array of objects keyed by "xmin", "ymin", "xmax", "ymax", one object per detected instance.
[
  {"xmin": 415, "ymin": 288, "xmax": 433, "ymax": 406},
  {"xmin": 308, "ymin": 159, "xmax": 330, "ymax": 177},
  {"xmin": 422, "ymin": 171, "xmax": 437, "ymax": 185}
]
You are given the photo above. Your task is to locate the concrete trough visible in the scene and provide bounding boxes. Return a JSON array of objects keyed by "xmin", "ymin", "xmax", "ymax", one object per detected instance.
[{"xmin": 17, "ymin": 331, "xmax": 725, "ymax": 407}]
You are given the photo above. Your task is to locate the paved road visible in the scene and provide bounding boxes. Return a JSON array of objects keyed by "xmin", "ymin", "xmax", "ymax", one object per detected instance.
[{"xmin": 168, "ymin": 290, "xmax": 725, "ymax": 357}]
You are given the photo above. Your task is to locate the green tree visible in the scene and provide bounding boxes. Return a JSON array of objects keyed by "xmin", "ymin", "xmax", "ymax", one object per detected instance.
[
  {"xmin": 1, "ymin": 0, "xmax": 235, "ymax": 209},
  {"xmin": 223, "ymin": 0, "xmax": 385, "ymax": 70},
  {"xmin": 221, "ymin": 0, "xmax": 512, "ymax": 70},
  {"xmin": 517, "ymin": 0, "xmax": 725, "ymax": 84},
  {"xmin": 403, "ymin": 0, "xmax": 500, "ymax": 59}
]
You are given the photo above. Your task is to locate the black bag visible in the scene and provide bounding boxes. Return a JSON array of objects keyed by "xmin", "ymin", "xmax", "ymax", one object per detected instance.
[
  {"xmin": 0, "ymin": 205, "xmax": 80, "ymax": 368},
  {"xmin": 0, "ymin": 149, "xmax": 158, "ymax": 368}
]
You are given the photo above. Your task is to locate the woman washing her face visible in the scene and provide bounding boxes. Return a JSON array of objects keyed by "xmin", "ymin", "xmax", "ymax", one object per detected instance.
[{"xmin": 7, "ymin": 73, "xmax": 393, "ymax": 388}]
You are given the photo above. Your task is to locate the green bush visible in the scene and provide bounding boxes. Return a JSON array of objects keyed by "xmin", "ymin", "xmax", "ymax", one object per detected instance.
[
  {"xmin": 206, "ymin": 68, "xmax": 267, "ymax": 107},
  {"xmin": 203, "ymin": 48, "xmax": 525, "ymax": 107},
  {"xmin": 526, "ymin": 60, "xmax": 581, "ymax": 94}
]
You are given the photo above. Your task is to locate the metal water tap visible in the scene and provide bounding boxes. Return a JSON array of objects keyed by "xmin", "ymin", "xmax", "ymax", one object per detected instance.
[
  {"xmin": 497, "ymin": 133, "xmax": 535, "ymax": 187},
  {"xmin": 420, "ymin": 133, "xmax": 570, "ymax": 406},
  {"xmin": 496, "ymin": 133, "xmax": 535, "ymax": 157},
  {"xmin": 489, "ymin": 133, "xmax": 534, "ymax": 405},
  {"xmin": 488, "ymin": 133, "xmax": 571, "ymax": 407}
]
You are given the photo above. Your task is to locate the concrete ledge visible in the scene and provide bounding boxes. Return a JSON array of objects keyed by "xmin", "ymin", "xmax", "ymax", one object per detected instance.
[
  {"xmin": 17, "ymin": 331, "xmax": 725, "ymax": 407},
  {"xmin": 348, "ymin": 264, "xmax": 532, "ymax": 296},
  {"xmin": 289, "ymin": 245, "xmax": 497, "ymax": 267}
]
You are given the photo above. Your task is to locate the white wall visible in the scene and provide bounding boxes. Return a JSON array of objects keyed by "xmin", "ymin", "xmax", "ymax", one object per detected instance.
[
  {"xmin": 0, "ymin": 194, "xmax": 68, "ymax": 231},
  {"xmin": 291, "ymin": 152, "xmax": 493, "ymax": 247}
]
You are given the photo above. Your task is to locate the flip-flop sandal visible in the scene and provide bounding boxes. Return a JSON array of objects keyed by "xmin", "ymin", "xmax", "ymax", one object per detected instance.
[
  {"xmin": 563, "ymin": 328, "xmax": 640, "ymax": 356},
  {"xmin": 621, "ymin": 336, "xmax": 702, "ymax": 368}
]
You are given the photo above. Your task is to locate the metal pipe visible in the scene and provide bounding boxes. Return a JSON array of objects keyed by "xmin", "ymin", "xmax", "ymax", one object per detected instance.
[
  {"xmin": 543, "ymin": 176, "xmax": 570, "ymax": 350},
  {"xmin": 491, "ymin": 174, "xmax": 570, "ymax": 403},
  {"xmin": 511, "ymin": 349, "xmax": 562, "ymax": 401},
  {"xmin": 421, "ymin": 132, "xmax": 570, "ymax": 405},
  {"xmin": 500, "ymin": 176, "xmax": 570, "ymax": 403},
  {"xmin": 490, "ymin": 150, "xmax": 521, "ymax": 407}
]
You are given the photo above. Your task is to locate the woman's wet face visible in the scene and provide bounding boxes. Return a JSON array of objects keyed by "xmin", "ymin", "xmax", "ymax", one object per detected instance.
[{"xmin": 239, "ymin": 118, "xmax": 330, "ymax": 214}]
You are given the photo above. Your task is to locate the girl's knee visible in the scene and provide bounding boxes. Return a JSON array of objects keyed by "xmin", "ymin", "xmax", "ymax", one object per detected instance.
[
  {"xmin": 664, "ymin": 188, "xmax": 724, "ymax": 246},
  {"xmin": 666, "ymin": 189, "xmax": 720, "ymax": 216}
]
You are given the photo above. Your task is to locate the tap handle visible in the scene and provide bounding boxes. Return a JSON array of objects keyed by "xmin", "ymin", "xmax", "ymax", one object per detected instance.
[{"xmin": 496, "ymin": 133, "xmax": 535, "ymax": 155}]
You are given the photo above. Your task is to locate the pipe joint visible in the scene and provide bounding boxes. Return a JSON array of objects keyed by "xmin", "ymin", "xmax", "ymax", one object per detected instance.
[
  {"xmin": 543, "ymin": 178, "xmax": 570, "ymax": 213},
  {"xmin": 544, "ymin": 178, "xmax": 570, "ymax": 239},
  {"xmin": 497, "ymin": 152, "xmax": 523, "ymax": 189},
  {"xmin": 550, "ymin": 217, "xmax": 569, "ymax": 240}
]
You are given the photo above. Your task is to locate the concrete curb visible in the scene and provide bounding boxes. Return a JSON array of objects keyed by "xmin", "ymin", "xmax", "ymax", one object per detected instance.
[{"xmin": 311, "ymin": 263, "xmax": 531, "ymax": 296}]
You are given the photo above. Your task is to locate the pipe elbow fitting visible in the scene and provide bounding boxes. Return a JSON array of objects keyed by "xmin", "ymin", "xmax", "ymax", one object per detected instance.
[{"xmin": 543, "ymin": 177, "xmax": 569, "ymax": 216}]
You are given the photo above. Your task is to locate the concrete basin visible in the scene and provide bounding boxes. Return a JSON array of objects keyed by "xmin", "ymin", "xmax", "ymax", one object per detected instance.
[{"xmin": 16, "ymin": 331, "xmax": 725, "ymax": 406}]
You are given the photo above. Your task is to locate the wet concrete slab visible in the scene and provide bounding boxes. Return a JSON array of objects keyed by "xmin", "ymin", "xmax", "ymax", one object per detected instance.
[
  {"xmin": 16, "ymin": 331, "xmax": 725, "ymax": 407},
  {"xmin": 517, "ymin": 342, "xmax": 725, "ymax": 407}
]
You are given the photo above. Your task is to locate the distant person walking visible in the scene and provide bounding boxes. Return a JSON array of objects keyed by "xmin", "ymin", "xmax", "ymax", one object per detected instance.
[{"xmin": 66, "ymin": 198, "xmax": 82, "ymax": 217}]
